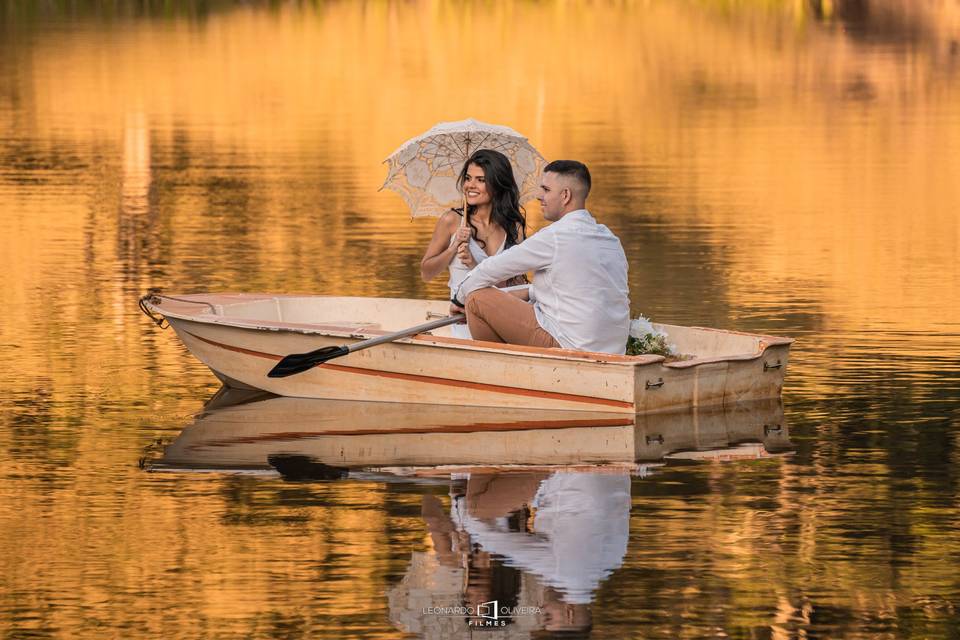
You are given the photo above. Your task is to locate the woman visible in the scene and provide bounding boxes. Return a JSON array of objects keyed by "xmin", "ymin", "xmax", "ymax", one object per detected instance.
[{"xmin": 420, "ymin": 149, "xmax": 527, "ymax": 337}]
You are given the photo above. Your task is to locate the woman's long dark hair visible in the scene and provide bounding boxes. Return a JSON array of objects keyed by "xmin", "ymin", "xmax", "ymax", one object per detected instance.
[{"xmin": 456, "ymin": 149, "xmax": 526, "ymax": 249}]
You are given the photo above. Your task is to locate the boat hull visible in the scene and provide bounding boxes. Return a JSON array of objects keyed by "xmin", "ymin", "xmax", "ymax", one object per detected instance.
[{"xmin": 144, "ymin": 294, "xmax": 793, "ymax": 413}]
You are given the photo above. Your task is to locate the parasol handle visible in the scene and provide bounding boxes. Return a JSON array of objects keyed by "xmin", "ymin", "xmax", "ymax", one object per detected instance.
[{"xmin": 461, "ymin": 136, "xmax": 470, "ymax": 229}]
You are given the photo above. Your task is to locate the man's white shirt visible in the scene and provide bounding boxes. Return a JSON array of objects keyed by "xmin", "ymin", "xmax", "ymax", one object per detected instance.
[
  {"xmin": 455, "ymin": 209, "xmax": 630, "ymax": 354},
  {"xmin": 452, "ymin": 473, "xmax": 632, "ymax": 604}
]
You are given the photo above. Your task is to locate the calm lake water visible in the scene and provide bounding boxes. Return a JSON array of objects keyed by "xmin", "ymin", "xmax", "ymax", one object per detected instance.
[{"xmin": 1, "ymin": 1, "xmax": 959, "ymax": 638}]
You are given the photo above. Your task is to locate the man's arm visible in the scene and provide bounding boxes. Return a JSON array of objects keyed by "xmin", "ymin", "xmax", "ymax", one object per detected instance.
[{"xmin": 454, "ymin": 229, "xmax": 555, "ymax": 303}]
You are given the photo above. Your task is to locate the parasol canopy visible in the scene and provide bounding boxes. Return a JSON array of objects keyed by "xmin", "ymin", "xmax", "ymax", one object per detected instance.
[{"xmin": 381, "ymin": 118, "xmax": 546, "ymax": 218}]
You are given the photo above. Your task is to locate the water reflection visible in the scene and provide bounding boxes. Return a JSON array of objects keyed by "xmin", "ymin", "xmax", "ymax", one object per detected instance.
[
  {"xmin": 151, "ymin": 388, "xmax": 791, "ymax": 472},
  {"xmin": 148, "ymin": 391, "xmax": 792, "ymax": 638},
  {"xmin": 391, "ymin": 473, "xmax": 630, "ymax": 638},
  {"xmin": 1, "ymin": 0, "xmax": 958, "ymax": 637}
]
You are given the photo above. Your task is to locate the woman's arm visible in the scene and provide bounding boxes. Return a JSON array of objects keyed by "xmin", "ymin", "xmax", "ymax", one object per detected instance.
[{"xmin": 420, "ymin": 210, "xmax": 461, "ymax": 282}]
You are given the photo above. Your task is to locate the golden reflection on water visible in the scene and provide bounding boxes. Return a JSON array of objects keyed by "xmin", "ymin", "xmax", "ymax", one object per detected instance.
[
  {"xmin": 2, "ymin": 0, "xmax": 958, "ymax": 332},
  {"xmin": 1, "ymin": 1, "xmax": 959, "ymax": 638}
]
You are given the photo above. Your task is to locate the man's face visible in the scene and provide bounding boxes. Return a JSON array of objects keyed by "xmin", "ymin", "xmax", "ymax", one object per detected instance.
[{"xmin": 537, "ymin": 171, "xmax": 566, "ymax": 221}]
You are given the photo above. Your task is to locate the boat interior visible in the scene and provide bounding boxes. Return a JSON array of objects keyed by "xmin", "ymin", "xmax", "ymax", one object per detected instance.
[{"xmin": 151, "ymin": 293, "xmax": 791, "ymax": 363}]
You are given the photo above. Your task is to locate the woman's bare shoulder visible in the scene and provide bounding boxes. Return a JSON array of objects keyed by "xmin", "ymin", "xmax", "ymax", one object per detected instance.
[{"xmin": 436, "ymin": 209, "xmax": 461, "ymax": 230}]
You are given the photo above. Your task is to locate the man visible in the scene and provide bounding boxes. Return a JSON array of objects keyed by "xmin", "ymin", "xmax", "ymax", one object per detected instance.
[{"xmin": 450, "ymin": 160, "xmax": 630, "ymax": 354}]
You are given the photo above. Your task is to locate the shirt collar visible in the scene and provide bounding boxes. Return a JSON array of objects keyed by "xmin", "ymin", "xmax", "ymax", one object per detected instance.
[{"xmin": 559, "ymin": 209, "xmax": 592, "ymax": 223}]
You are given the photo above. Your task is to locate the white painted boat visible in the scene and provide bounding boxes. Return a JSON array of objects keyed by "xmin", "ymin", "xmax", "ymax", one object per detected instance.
[
  {"xmin": 153, "ymin": 391, "xmax": 790, "ymax": 471},
  {"xmin": 139, "ymin": 293, "xmax": 793, "ymax": 413}
]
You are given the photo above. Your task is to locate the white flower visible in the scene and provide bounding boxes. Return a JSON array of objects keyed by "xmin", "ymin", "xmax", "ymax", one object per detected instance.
[
  {"xmin": 629, "ymin": 315, "xmax": 654, "ymax": 339},
  {"xmin": 629, "ymin": 315, "xmax": 667, "ymax": 340}
]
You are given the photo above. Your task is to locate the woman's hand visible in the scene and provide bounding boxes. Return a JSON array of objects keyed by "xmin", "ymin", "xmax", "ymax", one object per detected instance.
[
  {"xmin": 454, "ymin": 226, "xmax": 476, "ymax": 267},
  {"xmin": 456, "ymin": 242, "xmax": 478, "ymax": 269},
  {"xmin": 454, "ymin": 227, "xmax": 473, "ymax": 245}
]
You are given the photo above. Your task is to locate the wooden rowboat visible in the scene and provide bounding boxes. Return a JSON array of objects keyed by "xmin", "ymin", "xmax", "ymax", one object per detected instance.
[
  {"xmin": 140, "ymin": 293, "xmax": 793, "ymax": 413},
  {"xmin": 152, "ymin": 391, "xmax": 790, "ymax": 471}
]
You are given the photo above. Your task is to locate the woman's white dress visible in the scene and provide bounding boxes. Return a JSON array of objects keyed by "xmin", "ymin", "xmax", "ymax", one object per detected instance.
[{"xmin": 447, "ymin": 234, "xmax": 507, "ymax": 339}]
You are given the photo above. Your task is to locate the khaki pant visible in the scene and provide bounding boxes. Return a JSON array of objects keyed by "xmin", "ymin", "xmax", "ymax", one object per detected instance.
[{"xmin": 465, "ymin": 288, "xmax": 560, "ymax": 349}]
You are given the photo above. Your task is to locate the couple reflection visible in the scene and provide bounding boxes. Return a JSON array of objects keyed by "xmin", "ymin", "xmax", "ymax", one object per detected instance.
[
  {"xmin": 152, "ymin": 391, "xmax": 793, "ymax": 637},
  {"xmin": 390, "ymin": 471, "xmax": 631, "ymax": 638}
]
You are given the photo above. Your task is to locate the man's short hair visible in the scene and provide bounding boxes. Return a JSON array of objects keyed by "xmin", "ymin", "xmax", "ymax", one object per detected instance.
[{"xmin": 543, "ymin": 160, "xmax": 591, "ymax": 196}]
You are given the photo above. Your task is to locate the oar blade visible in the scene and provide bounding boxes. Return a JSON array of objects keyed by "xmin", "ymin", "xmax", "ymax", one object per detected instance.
[
  {"xmin": 267, "ymin": 345, "xmax": 349, "ymax": 378},
  {"xmin": 268, "ymin": 454, "xmax": 348, "ymax": 481}
]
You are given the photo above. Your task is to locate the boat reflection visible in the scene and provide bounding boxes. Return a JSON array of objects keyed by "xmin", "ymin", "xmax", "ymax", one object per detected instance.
[
  {"xmin": 154, "ymin": 387, "xmax": 791, "ymax": 474},
  {"xmin": 150, "ymin": 390, "xmax": 792, "ymax": 637},
  {"xmin": 151, "ymin": 388, "xmax": 791, "ymax": 476}
]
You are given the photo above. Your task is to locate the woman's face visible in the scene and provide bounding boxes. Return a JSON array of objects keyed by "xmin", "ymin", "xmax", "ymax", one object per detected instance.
[{"xmin": 463, "ymin": 163, "xmax": 492, "ymax": 207}]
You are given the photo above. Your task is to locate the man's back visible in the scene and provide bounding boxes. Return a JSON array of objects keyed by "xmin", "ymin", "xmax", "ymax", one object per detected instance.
[{"xmin": 530, "ymin": 210, "xmax": 630, "ymax": 353}]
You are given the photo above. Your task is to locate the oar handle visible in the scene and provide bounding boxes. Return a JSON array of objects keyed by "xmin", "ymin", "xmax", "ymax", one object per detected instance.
[
  {"xmin": 346, "ymin": 314, "xmax": 464, "ymax": 354},
  {"xmin": 267, "ymin": 313, "xmax": 466, "ymax": 378}
]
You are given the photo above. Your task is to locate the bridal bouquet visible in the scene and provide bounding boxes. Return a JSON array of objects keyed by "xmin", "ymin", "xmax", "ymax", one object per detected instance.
[{"xmin": 626, "ymin": 315, "xmax": 676, "ymax": 357}]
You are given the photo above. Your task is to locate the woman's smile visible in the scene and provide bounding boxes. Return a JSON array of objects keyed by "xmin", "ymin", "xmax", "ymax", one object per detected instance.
[{"xmin": 463, "ymin": 164, "xmax": 491, "ymax": 205}]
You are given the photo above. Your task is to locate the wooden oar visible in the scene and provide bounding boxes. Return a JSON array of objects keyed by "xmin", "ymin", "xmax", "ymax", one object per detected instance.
[{"xmin": 267, "ymin": 314, "xmax": 464, "ymax": 378}]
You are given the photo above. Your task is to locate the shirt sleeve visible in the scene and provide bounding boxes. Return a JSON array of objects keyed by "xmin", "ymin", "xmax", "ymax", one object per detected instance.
[{"xmin": 455, "ymin": 227, "xmax": 556, "ymax": 301}]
